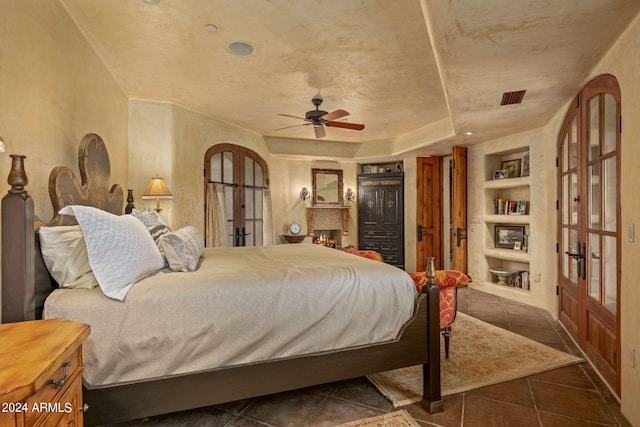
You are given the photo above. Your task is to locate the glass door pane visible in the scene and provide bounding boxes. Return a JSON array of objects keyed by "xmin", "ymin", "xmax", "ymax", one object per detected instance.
[
  {"xmin": 570, "ymin": 172, "xmax": 578, "ymax": 225},
  {"xmin": 603, "ymin": 235, "xmax": 617, "ymax": 312},
  {"xmin": 588, "ymin": 163, "xmax": 600, "ymax": 229},
  {"xmin": 588, "ymin": 233, "xmax": 600, "ymax": 300},
  {"xmin": 603, "ymin": 156, "xmax": 617, "ymax": 232},
  {"xmin": 570, "ymin": 116, "xmax": 578, "ymax": 168},
  {"xmin": 603, "ymin": 94, "xmax": 617, "ymax": 155},
  {"xmin": 568, "ymin": 228, "xmax": 579, "ymax": 284},
  {"xmin": 588, "ymin": 96, "xmax": 600, "ymax": 161}
]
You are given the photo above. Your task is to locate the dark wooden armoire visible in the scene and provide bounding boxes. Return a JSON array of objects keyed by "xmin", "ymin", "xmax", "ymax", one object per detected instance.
[{"xmin": 357, "ymin": 172, "xmax": 404, "ymax": 269}]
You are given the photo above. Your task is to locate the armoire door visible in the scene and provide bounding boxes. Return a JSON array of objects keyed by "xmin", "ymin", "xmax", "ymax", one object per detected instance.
[{"xmin": 557, "ymin": 74, "xmax": 621, "ymax": 395}]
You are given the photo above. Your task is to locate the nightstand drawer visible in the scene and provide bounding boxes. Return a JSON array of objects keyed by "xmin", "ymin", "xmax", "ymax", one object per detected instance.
[
  {"xmin": 25, "ymin": 348, "xmax": 81, "ymax": 427},
  {"xmin": 49, "ymin": 373, "xmax": 83, "ymax": 427}
]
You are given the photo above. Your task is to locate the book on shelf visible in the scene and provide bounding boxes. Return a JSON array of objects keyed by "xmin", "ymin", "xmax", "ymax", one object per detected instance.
[
  {"xmin": 493, "ymin": 198, "xmax": 528, "ymax": 215},
  {"xmin": 512, "ymin": 270, "xmax": 530, "ymax": 290}
]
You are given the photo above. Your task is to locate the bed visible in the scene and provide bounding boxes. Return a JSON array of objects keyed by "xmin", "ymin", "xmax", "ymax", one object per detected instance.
[{"xmin": 1, "ymin": 133, "xmax": 442, "ymax": 425}]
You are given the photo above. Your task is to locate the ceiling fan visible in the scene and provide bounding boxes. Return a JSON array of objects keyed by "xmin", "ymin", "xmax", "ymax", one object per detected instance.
[{"xmin": 275, "ymin": 95, "xmax": 365, "ymax": 138}]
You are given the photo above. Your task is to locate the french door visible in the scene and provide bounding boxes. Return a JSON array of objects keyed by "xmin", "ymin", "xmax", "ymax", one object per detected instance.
[
  {"xmin": 557, "ymin": 74, "xmax": 621, "ymax": 395},
  {"xmin": 204, "ymin": 144, "xmax": 269, "ymax": 247}
]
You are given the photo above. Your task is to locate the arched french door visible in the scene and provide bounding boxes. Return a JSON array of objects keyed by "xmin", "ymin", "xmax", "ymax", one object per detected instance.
[
  {"xmin": 204, "ymin": 144, "xmax": 270, "ymax": 247},
  {"xmin": 557, "ymin": 74, "xmax": 621, "ymax": 395}
]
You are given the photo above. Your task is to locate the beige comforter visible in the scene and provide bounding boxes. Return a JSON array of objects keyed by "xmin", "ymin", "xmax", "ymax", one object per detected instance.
[{"xmin": 43, "ymin": 244, "xmax": 417, "ymax": 387}]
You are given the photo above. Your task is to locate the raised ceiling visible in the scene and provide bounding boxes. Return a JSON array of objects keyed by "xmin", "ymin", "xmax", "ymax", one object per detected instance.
[{"xmin": 60, "ymin": 0, "xmax": 640, "ymax": 158}]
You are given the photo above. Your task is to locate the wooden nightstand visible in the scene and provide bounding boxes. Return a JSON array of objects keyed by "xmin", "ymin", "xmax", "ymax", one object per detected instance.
[{"xmin": 0, "ymin": 319, "xmax": 90, "ymax": 427}]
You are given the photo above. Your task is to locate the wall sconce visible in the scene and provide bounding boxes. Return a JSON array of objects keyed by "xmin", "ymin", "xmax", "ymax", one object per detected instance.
[
  {"xmin": 300, "ymin": 187, "xmax": 310, "ymax": 200},
  {"xmin": 142, "ymin": 175, "xmax": 173, "ymax": 212},
  {"xmin": 345, "ymin": 188, "xmax": 354, "ymax": 201}
]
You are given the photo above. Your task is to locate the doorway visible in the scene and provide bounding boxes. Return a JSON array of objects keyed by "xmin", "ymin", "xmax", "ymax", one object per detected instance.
[
  {"xmin": 204, "ymin": 144, "xmax": 269, "ymax": 247},
  {"xmin": 557, "ymin": 74, "xmax": 621, "ymax": 395},
  {"xmin": 416, "ymin": 147, "xmax": 467, "ymax": 272}
]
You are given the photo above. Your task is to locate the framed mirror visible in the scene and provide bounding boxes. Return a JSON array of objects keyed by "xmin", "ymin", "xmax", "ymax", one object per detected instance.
[{"xmin": 312, "ymin": 168, "xmax": 343, "ymax": 205}]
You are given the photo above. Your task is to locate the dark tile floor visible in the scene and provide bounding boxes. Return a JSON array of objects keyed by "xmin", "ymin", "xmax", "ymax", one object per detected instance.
[{"xmin": 106, "ymin": 288, "xmax": 631, "ymax": 427}]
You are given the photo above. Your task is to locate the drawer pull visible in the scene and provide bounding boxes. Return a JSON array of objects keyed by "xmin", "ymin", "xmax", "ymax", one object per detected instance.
[
  {"xmin": 47, "ymin": 361, "xmax": 71, "ymax": 389},
  {"xmin": 80, "ymin": 403, "xmax": 89, "ymax": 413}
]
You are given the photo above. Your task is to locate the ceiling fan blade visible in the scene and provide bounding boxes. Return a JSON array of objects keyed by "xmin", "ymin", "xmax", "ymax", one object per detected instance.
[
  {"xmin": 273, "ymin": 123, "xmax": 312, "ymax": 131},
  {"xmin": 326, "ymin": 121, "xmax": 365, "ymax": 131},
  {"xmin": 277, "ymin": 113, "xmax": 308, "ymax": 121},
  {"xmin": 314, "ymin": 125, "xmax": 326, "ymax": 138},
  {"xmin": 321, "ymin": 109, "xmax": 349, "ymax": 122}
]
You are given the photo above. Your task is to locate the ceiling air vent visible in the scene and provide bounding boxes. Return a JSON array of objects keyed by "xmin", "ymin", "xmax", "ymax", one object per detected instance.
[{"xmin": 501, "ymin": 90, "xmax": 526, "ymax": 106}]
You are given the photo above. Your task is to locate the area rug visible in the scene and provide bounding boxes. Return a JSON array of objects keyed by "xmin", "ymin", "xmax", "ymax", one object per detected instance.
[
  {"xmin": 367, "ymin": 312, "xmax": 583, "ymax": 407},
  {"xmin": 337, "ymin": 410, "xmax": 419, "ymax": 427}
]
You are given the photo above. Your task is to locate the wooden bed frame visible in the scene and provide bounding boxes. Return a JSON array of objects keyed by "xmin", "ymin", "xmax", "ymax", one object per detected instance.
[{"xmin": 1, "ymin": 134, "xmax": 442, "ymax": 426}]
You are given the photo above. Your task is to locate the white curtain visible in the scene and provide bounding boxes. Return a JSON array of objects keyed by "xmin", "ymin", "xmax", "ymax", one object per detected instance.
[
  {"xmin": 206, "ymin": 183, "xmax": 227, "ymax": 247},
  {"xmin": 262, "ymin": 188, "xmax": 274, "ymax": 245}
]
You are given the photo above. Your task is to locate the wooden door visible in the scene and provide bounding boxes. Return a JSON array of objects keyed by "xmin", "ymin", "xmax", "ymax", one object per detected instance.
[
  {"xmin": 451, "ymin": 146, "xmax": 468, "ymax": 273},
  {"xmin": 204, "ymin": 144, "xmax": 269, "ymax": 247},
  {"xmin": 557, "ymin": 74, "xmax": 621, "ymax": 395},
  {"xmin": 416, "ymin": 157, "xmax": 443, "ymax": 271}
]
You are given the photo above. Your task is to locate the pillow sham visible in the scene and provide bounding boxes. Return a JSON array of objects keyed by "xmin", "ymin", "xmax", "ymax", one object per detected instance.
[
  {"xmin": 131, "ymin": 210, "xmax": 171, "ymax": 265},
  {"xmin": 131, "ymin": 208, "xmax": 170, "ymax": 229},
  {"xmin": 158, "ymin": 225, "xmax": 205, "ymax": 272},
  {"xmin": 59, "ymin": 205, "xmax": 165, "ymax": 300},
  {"xmin": 38, "ymin": 225, "xmax": 98, "ymax": 289}
]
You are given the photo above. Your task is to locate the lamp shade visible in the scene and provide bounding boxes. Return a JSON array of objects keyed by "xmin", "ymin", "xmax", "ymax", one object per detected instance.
[{"xmin": 142, "ymin": 177, "xmax": 173, "ymax": 199}]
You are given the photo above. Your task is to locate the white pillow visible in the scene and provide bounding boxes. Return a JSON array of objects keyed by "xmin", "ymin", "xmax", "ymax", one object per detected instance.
[
  {"xmin": 38, "ymin": 225, "xmax": 98, "ymax": 289},
  {"xmin": 59, "ymin": 205, "xmax": 165, "ymax": 300},
  {"xmin": 158, "ymin": 226, "xmax": 205, "ymax": 272}
]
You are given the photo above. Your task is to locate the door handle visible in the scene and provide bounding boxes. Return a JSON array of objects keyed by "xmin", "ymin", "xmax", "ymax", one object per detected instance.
[
  {"xmin": 580, "ymin": 241, "xmax": 586, "ymax": 280},
  {"xmin": 564, "ymin": 251, "xmax": 583, "ymax": 260},
  {"xmin": 234, "ymin": 227, "xmax": 241, "ymax": 247},
  {"xmin": 454, "ymin": 227, "xmax": 467, "ymax": 247},
  {"xmin": 565, "ymin": 241, "xmax": 587, "ymax": 280},
  {"xmin": 417, "ymin": 225, "xmax": 423, "ymax": 242}
]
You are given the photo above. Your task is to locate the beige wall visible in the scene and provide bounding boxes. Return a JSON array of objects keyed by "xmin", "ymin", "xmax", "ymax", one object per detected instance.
[
  {"xmin": 591, "ymin": 12, "xmax": 640, "ymax": 425},
  {"xmin": 0, "ymin": 0, "xmax": 128, "ymax": 317},
  {"xmin": 0, "ymin": 0, "xmax": 129, "ymax": 219}
]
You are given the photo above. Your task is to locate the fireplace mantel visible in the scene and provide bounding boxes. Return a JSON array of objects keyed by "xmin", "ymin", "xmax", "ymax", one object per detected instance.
[{"xmin": 306, "ymin": 206, "xmax": 350, "ymax": 236}]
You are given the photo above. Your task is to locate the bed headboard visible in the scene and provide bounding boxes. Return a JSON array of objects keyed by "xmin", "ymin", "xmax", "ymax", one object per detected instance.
[{"xmin": 1, "ymin": 133, "xmax": 124, "ymax": 323}]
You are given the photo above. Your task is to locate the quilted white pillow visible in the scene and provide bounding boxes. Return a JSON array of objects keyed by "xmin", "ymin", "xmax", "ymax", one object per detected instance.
[
  {"xmin": 38, "ymin": 225, "xmax": 98, "ymax": 289},
  {"xmin": 59, "ymin": 205, "xmax": 165, "ymax": 300},
  {"xmin": 158, "ymin": 226, "xmax": 205, "ymax": 272}
]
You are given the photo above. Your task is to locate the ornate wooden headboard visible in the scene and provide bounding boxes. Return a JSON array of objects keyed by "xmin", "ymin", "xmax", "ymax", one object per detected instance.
[{"xmin": 1, "ymin": 133, "xmax": 125, "ymax": 322}]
